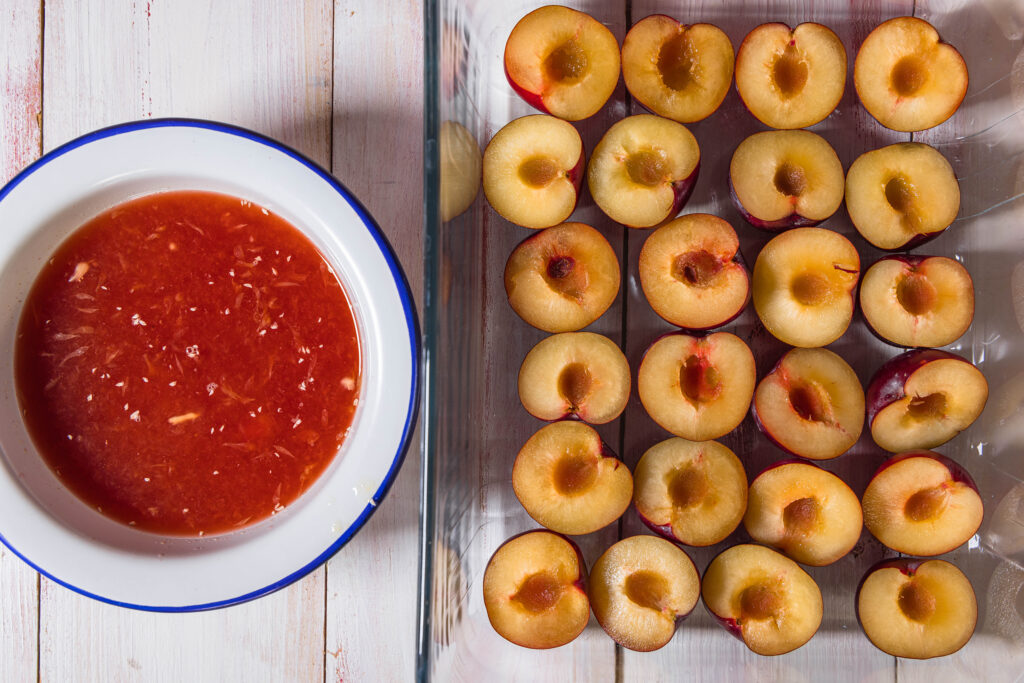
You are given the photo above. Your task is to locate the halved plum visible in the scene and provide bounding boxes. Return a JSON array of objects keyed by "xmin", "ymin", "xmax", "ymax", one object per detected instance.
[
  {"xmin": 753, "ymin": 347, "xmax": 864, "ymax": 461},
  {"xmin": 504, "ymin": 222, "xmax": 620, "ymax": 333},
  {"xmin": 735, "ymin": 22, "xmax": 846, "ymax": 129},
  {"xmin": 854, "ymin": 17, "xmax": 968, "ymax": 132},
  {"xmin": 867, "ymin": 349, "xmax": 988, "ymax": 452},
  {"xmin": 588, "ymin": 114, "xmax": 700, "ymax": 228},
  {"xmin": 860, "ymin": 255, "xmax": 974, "ymax": 348},
  {"xmin": 504, "ymin": 5, "xmax": 621, "ymax": 121},
  {"xmin": 589, "ymin": 535, "xmax": 700, "ymax": 652},
  {"xmin": 633, "ymin": 437, "xmax": 747, "ymax": 547},
  {"xmin": 861, "ymin": 451, "xmax": 983, "ymax": 556},
  {"xmin": 744, "ymin": 461, "xmax": 863, "ymax": 566},
  {"xmin": 637, "ymin": 332, "xmax": 755, "ymax": 441},
  {"xmin": 845, "ymin": 142, "xmax": 960, "ymax": 251},
  {"xmin": 729, "ymin": 130, "xmax": 844, "ymax": 231},
  {"xmin": 702, "ymin": 544, "xmax": 823, "ymax": 655},
  {"xmin": 518, "ymin": 332, "xmax": 630, "ymax": 424},
  {"xmin": 483, "ymin": 115, "xmax": 585, "ymax": 229},
  {"xmin": 621, "ymin": 16, "xmax": 734, "ymax": 123},
  {"xmin": 512, "ymin": 421, "xmax": 633, "ymax": 536},
  {"xmin": 857, "ymin": 558, "xmax": 977, "ymax": 658},
  {"xmin": 482, "ymin": 529, "xmax": 591, "ymax": 649},
  {"xmin": 638, "ymin": 213, "xmax": 749, "ymax": 330},
  {"xmin": 752, "ymin": 227, "xmax": 860, "ymax": 348}
]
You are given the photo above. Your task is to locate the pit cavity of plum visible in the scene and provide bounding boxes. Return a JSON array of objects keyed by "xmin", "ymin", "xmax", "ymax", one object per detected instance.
[
  {"xmin": 627, "ymin": 150, "xmax": 670, "ymax": 187},
  {"xmin": 897, "ymin": 273, "xmax": 937, "ymax": 316},
  {"xmin": 624, "ymin": 570, "xmax": 671, "ymax": 613},
  {"xmin": 885, "ymin": 176, "xmax": 916, "ymax": 214},
  {"xmin": 668, "ymin": 465, "xmax": 710, "ymax": 508},
  {"xmin": 672, "ymin": 249, "xmax": 722, "ymax": 287},
  {"xmin": 783, "ymin": 497, "xmax": 821, "ymax": 534},
  {"xmin": 546, "ymin": 255, "xmax": 575, "ymax": 280},
  {"xmin": 791, "ymin": 272, "xmax": 830, "ymax": 306},
  {"xmin": 658, "ymin": 33, "xmax": 696, "ymax": 91},
  {"xmin": 788, "ymin": 383, "xmax": 830, "ymax": 423},
  {"xmin": 907, "ymin": 392, "xmax": 947, "ymax": 421},
  {"xmin": 554, "ymin": 452, "xmax": 598, "ymax": 495},
  {"xmin": 739, "ymin": 583, "xmax": 781, "ymax": 621},
  {"xmin": 772, "ymin": 45, "xmax": 809, "ymax": 98},
  {"xmin": 891, "ymin": 55, "xmax": 928, "ymax": 96},
  {"xmin": 512, "ymin": 571, "xmax": 563, "ymax": 613},
  {"xmin": 897, "ymin": 581, "xmax": 937, "ymax": 622},
  {"xmin": 905, "ymin": 485, "xmax": 950, "ymax": 521},
  {"xmin": 679, "ymin": 354, "xmax": 722, "ymax": 405},
  {"xmin": 880, "ymin": 172, "xmax": 929, "ymax": 239},
  {"xmin": 543, "ymin": 254, "xmax": 584, "ymax": 300},
  {"xmin": 774, "ymin": 162, "xmax": 807, "ymax": 197},
  {"xmin": 520, "ymin": 156, "xmax": 561, "ymax": 188},
  {"xmin": 558, "ymin": 362, "xmax": 593, "ymax": 410},
  {"xmin": 543, "ymin": 39, "xmax": 588, "ymax": 83}
]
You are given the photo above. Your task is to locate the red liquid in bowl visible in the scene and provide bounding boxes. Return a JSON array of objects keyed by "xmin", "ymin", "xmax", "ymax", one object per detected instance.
[{"xmin": 14, "ymin": 191, "xmax": 361, "ymax": 536}]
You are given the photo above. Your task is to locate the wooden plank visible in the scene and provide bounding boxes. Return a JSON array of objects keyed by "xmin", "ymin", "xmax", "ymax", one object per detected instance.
[
  {"xmin": 0, "ymin": 1, "xmax": 42, "ymax": 681},
  {"xmin": 898, "ymin": 0, "xmax": 1024, "ymax": 679},
  {"xmin": 38, "ymin": 2, "xmax": 332, "ymax": 681},
  {"xmin": 39, "ymin": 577, "xmax": 325, "ymax": 683},
  {"xmin": 619, "ymin": 1, "xmax": 910, "ymax": 680},
  {"xmin": 324, "ymin": 1, "xmax": 424, "ymax": 680},
  {"xmin": 0, "ymin": 0, "xmax": 41, "ymax": 179},
  {"xmin": 0, "ymin": 546, "xmax": 37, "ymax": 683},
  {"xmin": 42, "ymin": 0, "xmax": 333, "ymax": 157}
]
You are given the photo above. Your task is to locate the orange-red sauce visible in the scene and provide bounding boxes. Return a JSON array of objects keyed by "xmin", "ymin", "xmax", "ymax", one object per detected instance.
[{"xmin": 15, "ymin": 191, "xmax": 361, "ymax": 536}]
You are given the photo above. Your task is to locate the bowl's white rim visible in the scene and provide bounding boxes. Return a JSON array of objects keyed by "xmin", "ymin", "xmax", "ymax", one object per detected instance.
[{"xmin": 0, "ymin": 118, "xmax": 420, "ymax": 612}]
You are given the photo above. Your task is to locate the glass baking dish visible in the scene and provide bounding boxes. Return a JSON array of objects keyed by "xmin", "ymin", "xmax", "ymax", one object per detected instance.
[{"xmin": 418, "ymin": 0, "xmax": 1024, "ymax": 680}]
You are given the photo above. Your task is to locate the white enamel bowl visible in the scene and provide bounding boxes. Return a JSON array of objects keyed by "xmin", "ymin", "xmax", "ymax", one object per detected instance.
[{"xmin": 0, "ymin": 120, "xmax": 418, "ymax": 611}]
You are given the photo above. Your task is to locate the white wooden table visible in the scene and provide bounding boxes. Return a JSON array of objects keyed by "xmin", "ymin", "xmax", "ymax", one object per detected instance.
[{"xmin": 0, "ymin": 1, "xmax": 423, "ymax": 680}]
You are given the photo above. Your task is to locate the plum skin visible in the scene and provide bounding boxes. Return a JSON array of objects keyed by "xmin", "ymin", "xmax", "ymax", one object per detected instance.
[
  {"xmin": 867, "ymin": 450, "xmax": 980, "ymax": 495},
  {"xmin": 503, "ymin": 60, "xmax": 551, "ymax": 115},
  {"xmin": 728, "ymin": 176, "xmax": 832, "ymax": 232},
  {"xmin": 618, "ymin": 163, "xmax": 701, "ymax": 229},
  {"xmin": 865, "ymin": 349, "xmax": 966, "ymax": 425}
]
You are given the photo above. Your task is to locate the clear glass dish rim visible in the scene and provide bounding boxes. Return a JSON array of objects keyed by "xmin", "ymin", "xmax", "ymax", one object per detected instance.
[{"xmin": 416, "ymin": 0, "xmax": 442, "ymax": 679}]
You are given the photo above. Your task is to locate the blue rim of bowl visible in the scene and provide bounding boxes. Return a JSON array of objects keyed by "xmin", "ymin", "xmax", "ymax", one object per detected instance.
[{"xmin": 0, "ymin": 118, "xmax": 420, "ymax": 612}]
